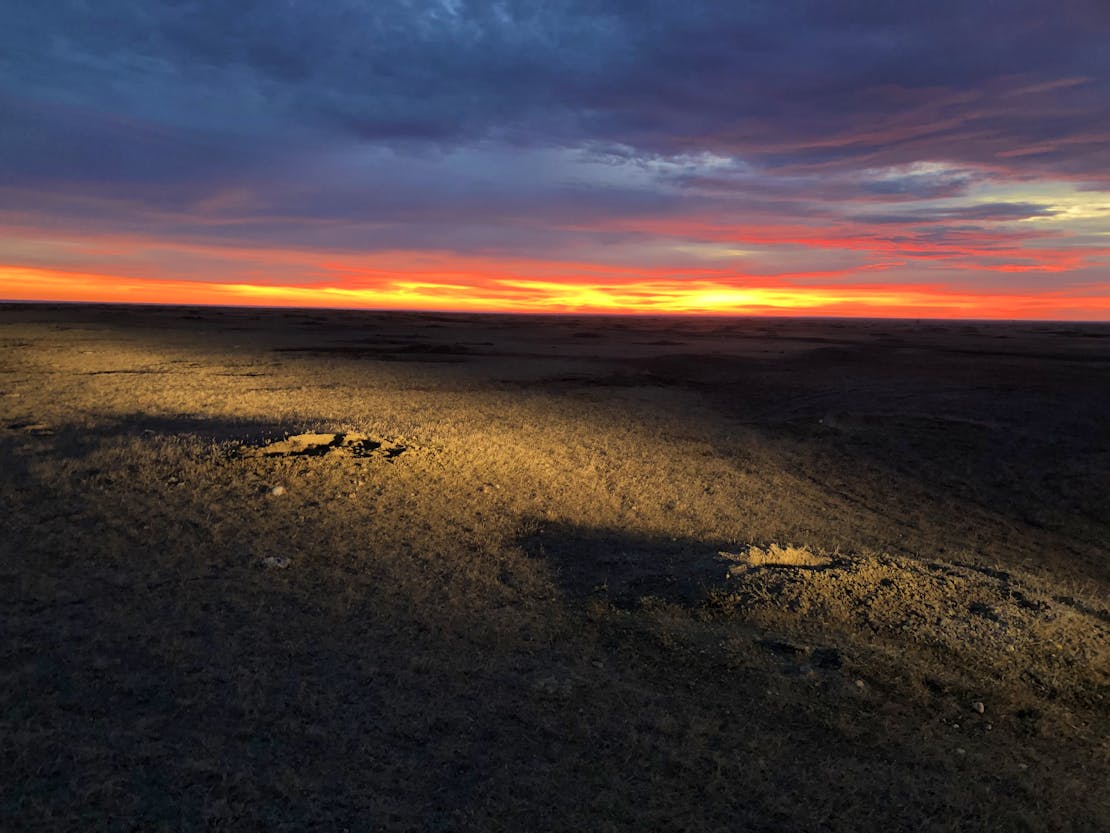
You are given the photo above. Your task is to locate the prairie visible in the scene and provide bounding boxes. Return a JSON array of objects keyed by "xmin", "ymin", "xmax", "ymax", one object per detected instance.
[{"xmin": 2, "ymin": 303, "xmax": 1108, "ymax": 831}]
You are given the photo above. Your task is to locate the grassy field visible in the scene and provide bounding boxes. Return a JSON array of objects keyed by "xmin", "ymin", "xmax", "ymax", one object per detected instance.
[{"xmin": 2, "ymin": 303, "xmax": 1108, "ymax": 831}]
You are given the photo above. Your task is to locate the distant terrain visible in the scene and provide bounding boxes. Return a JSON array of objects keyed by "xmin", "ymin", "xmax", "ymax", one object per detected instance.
[{"xmin": 2, "ymin": 303, "xmax": 1108, "ymax": 831}]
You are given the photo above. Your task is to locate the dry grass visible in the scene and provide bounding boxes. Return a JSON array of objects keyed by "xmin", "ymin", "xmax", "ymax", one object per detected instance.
[{"xmin": 2, "ymin": 303, "xmax": 1108, "ymax": 831}]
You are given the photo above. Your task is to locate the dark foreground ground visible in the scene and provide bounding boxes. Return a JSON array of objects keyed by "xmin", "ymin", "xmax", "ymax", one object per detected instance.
[{"xmin": 2, "ymin": 303, "xmax": 1108, "ymax": 831}]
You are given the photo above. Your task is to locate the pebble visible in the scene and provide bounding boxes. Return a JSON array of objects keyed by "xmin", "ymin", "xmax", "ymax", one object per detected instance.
[
  {"xmin": 854, "ymin": 679, "xmax": 866, "ymax": 689},
  {"xmin": 956, "ymin": 748, "xmax": 966, "ymax": 756},
  {"xmin": 531, "ymin": 675, "xmax": 574, "ymax": 699},
  {"xmin": 270, "ymin": 485, "xmax": 287, "ymax": 496},
  {"xmin": 972, "ymin": 701, "xmax": 986, "ymax": 714},
  {"xmin": 260, "ymin": 555, "xmax": 291, "ymax": 569}
]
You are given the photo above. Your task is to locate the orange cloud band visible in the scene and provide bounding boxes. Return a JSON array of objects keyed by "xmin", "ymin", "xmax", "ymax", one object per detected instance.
[{"xmin": 4, "ymin": 264, "xmax": 1110, "ymax": 320}]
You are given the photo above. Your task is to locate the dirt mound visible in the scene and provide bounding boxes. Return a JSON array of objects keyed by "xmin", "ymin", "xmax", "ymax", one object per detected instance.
[
  {"xmin": 723, "ymin": 543, "xmax": 832, "ymax": 571},
  {"xmin": 711, "ymin": 545, "xmax": 1110, "ymax": 703},
  {"xmin": 241, "ymin": 431, "xmax": 406, "ymax": 460}
]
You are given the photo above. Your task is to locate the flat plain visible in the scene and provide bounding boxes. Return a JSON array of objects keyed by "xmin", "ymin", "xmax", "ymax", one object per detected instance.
[{"xmin": 2, "ymin": 303, "xmax": 1108, "ymax": 831}]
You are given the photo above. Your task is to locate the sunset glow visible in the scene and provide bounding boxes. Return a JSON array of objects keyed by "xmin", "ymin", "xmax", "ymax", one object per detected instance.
[
  {"xmin": 3, "ymin": 3, "xmax": 1109, "ymax": 318},
  {"xmin": 6, "ymin": 263, "xmax": 1108, "ymax": 320}
]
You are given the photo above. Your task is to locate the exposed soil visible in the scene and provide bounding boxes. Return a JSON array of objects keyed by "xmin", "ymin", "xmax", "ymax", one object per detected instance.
[{"xmin": 240, "ymin": 431, "xmax": 408, "ymax": 460}]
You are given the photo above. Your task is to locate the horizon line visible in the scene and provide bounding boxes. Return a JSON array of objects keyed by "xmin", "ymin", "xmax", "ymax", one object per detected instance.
[{"xmin": 6, "ymin": 297, "xmax": 1110, "ymax": 325}]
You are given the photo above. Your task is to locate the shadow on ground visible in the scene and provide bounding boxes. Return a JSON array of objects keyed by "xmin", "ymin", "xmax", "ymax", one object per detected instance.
[{"xmin": 519, "ymin": 521, "xmax": 729, "ymax": 608}]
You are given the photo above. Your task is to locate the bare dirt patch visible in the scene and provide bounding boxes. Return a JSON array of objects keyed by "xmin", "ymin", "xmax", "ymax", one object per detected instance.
[
  {"xmin": 722, "ymin": 542, "xmax": 833, "ymax": 570},
  {"xmin": 710, "ymin": 544, "xmax": 1110, "ymax": 709},
  {"xmin": 240, "ymin": 431, "xmax": 407, "ymax": 460}
]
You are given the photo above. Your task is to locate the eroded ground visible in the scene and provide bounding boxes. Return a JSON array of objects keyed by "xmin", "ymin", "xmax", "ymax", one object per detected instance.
[{"xmin": 2, "ymin": 303, "xmax": 1108, "ymax": 831}]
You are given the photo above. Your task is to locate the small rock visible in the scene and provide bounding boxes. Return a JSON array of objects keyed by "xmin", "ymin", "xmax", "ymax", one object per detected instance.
[
  {"xmin": 260, "ymin": 555, "xmax": 291, "ymax": 569},
  {"xmin": 270, "ymin": 485, "xmax": 287, "ymax": 496},
  {"xmin": 531, "ymin": 675, "xmax": 574, "ymax": 699},
  {"xmin": 956, "ymin": 747, "xmax": 966, "ymax": 756},
  {"xmin": 972, "ymin": 701, "xmax": 985, "ymax": 714},
  {"xmin": 854, "ymin": 679, "xmax": 866, "ymax": 689}
]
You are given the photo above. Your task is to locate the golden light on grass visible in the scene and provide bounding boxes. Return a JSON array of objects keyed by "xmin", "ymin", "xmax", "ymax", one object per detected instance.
[{"xmin": 3, "ymin": 303, "xmax": 1109, "ymax": 829}]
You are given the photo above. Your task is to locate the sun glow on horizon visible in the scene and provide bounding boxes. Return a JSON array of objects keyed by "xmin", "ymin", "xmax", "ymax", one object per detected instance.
[{"xmin": 4, "ymin": 263, "xmax": 1109, "ymax": 320}]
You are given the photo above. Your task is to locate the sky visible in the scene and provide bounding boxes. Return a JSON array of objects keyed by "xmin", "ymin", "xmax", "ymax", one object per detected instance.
[{"xmin": 2, "ymin": 0, "xmax": 1109, "ymax": 318}]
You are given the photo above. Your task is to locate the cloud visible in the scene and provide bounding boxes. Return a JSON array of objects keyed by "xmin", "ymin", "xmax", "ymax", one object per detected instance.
[
  {"xmin": 2, "ymin": 1, "xmax": 1110, "ymax": 316},
  {"xmin": 853, "ymin": 202, "xmax": 1062, "ymax": 225},
  {"xmin": 4, "ymin": 1, "xmax": 1109, "ymax": 177}
]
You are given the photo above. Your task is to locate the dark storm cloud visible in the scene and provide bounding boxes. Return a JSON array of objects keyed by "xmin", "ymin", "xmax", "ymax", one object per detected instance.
[{"xmin": 3, "ymin": 0, "xmax": 1109, "ymax": 187}]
